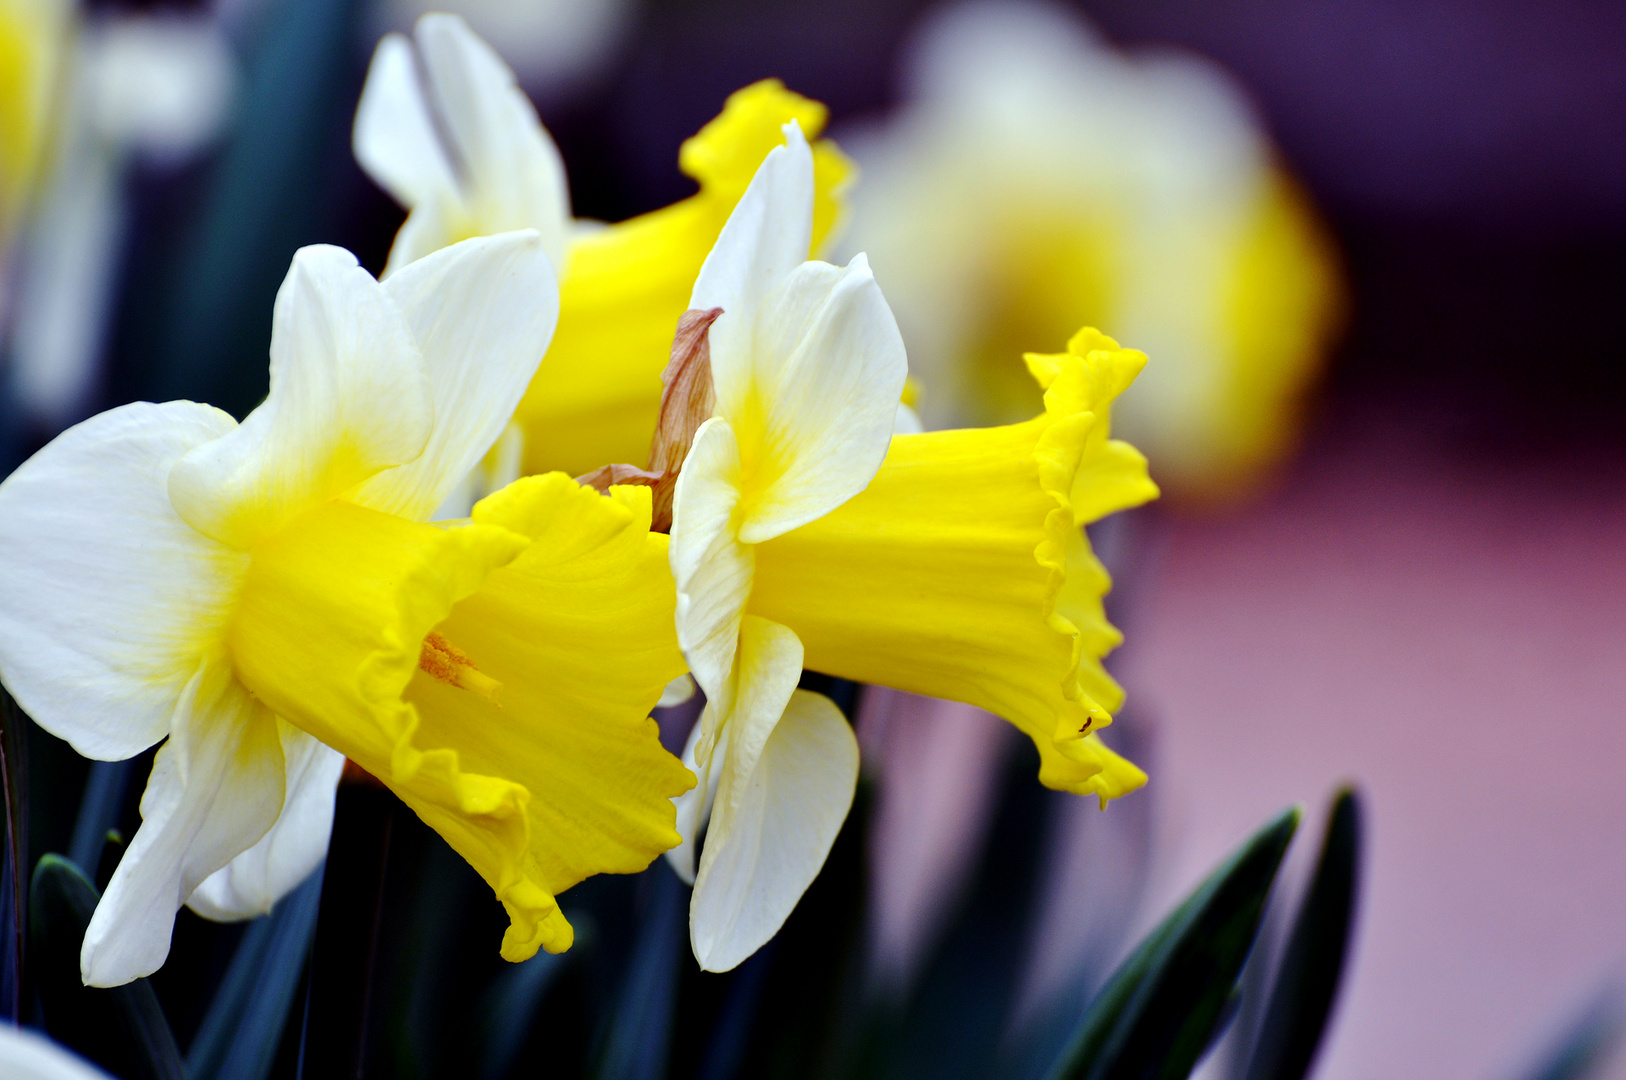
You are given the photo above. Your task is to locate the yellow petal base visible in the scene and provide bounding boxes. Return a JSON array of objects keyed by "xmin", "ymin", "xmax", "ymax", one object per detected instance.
[
  {"xmin": 230, "ymin": 481, "xmax": 691, "ymax": 961},
  {"xmin": 512, "ymin": 80, "xmax": 855, "ymax": 477},
  {"xmin": 751, "ymin": 329, "xmax": 1158, "ymax": 803}
]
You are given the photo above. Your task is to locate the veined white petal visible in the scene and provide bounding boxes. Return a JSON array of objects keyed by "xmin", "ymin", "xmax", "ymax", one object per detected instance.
[
  {"xmin": 670, "ymin": 418, "xmax": 753, "ymax": 714},
  {"xmin": 691, "ymin": 121, "xmax": 815, "ymax": 389},
  {"xmin": 82, "ymin": 659, "xmax": 285, "ymax": 987},
  {"xmin": 0, "ymin": 1026, "xmax": 113, "ymax": 1080},
  {"xmin": 414, "ymin": 14, "xmax": 572, "ymax": 273},
  {"xmin": 730, "ymin": 254, "xmax": 908, "ymax": 543},
  {"xmin": 353, "ymin": 32, "xmax": 459, "ymax": 213},
  {"xmin": 355, "ymin": 232, "xmax": 558, "ymax": 521},
  {"xmin": 168, "ymin": 245, "xmax": 433, "ymax": 549},
  {"xmin": 0, "ymin": 402, "xmax": 242, "ymax": 761},
  {"xmin": 667, "ymin": 707, "xmax": 727, "ymax": 885},
  {"xmin": 185, "ymin": 721, "xmax": 343, "ymax": 921},
  {"xmin": 689, "ymin": 690, "xmax": 858, "ymax": 972}
]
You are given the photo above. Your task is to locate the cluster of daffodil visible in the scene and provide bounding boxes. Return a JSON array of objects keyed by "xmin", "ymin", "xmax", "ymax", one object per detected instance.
[{"xmin": 0, "ymin": 14, "xmax": 1158, "ymax": 987}]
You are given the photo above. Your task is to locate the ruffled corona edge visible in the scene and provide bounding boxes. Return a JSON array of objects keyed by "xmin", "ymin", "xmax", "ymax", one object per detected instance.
[
  {"xmin": 1026, "ymin": 327, "xmax": 1161, "ymax": 804},
  {"xmin": 229, "ymin": 499, "xmax": 572, "ymax": 960}
]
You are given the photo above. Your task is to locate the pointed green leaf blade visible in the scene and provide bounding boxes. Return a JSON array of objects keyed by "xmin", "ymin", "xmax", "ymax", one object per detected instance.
[
  {"xmin": 1242, "ymin": 788, "xmax": 1362, "ymax": 1080},
  {"xmin": 29, "ymin": 854, "xmax": 185, "ymax": 1080},
  {"xmin": 1046, "ymin": 806, "xmax": 1301, "ymax": 1080}
]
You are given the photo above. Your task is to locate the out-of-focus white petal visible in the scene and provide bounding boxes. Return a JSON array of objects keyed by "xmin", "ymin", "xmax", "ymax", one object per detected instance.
[
  {"xmin": 666, "ymin": 707, "xmax": 726, "ymax": 885},
  {"xmin": 658, "ymin": 673, "xmax": 696, "ymax": 709},
  {"xmin": 727, "ymin": 254, "xmax": 907, "ymax": 543},
  {"xmin": 689, "ymin": 689, "xmax": 858, "ymax": 972},
  {"xmin": 168, "ymin": 245, "xmax": 433, "ymax": 548},
  {"xmin": 894, "ymin": 402, "xmax": 923, "ymax": 434},
  {"xmin": 382, "ymin": 190, "xmax": 468, "ymax": 279},
  {"xmin": 82, "ymin": 659, "xmax": 285, "ymax": 987},
  {"xmin": 355, "ymin": 232, "xmax": 558, "ymax": 520},
  {"xmin": 0, "ymin": 1026, "xmax": 113, "ymax": 1080},
  {"xmin": 0, "ymin": 402, "xmax": 242, "ymax": 761},
  {"xmin": 690, "ymin": 122, "xmax": 815, "ymax": 384},
  {"xmin": 185, "ymin": 722, "xmax": 343, "ymax": 921},
  {"xmin": 354, "ymin": 32, "xmax": 459, "ymax": 212},
  {"xmin": 414, "ymin": 13, "xmax": 572, "ymax": 272},
  {"xmin": 670, "ymin": 417, "xmax": 753, "ymax": 711}
]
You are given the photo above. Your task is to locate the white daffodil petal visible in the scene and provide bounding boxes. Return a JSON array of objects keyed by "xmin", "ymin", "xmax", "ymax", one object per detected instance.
[
  {"xmin": 691, "ymin": 122, "xmax": 815, "ymax": 384},
  {"xmin": 355, "ymin": 232, "xmax": 558, "ymax": 520},
  {"xmin": 670, "ymin": 418, "xmax": 753, "ymax": 710},
  {"xmin": 689, "ymin": 689, "xmax": 858, "ymax": 972},
  {"xmin": 414, "ymin": 14, "xmax": 572, "ymax": 272},
  {"xmin": 382, "ymin": 190, "xmax": 469, "ymax": 279},
  {"xmin": 666, "ymin": 707, "xmax": 727, "ymax": 885},
  {"xmin": 733, "ymin": 254, "xmax": 908, "ymax": 543},
  {"xmin": 168, "ymin": 245, "xmax": 433, "ymax": 548},
  {"xmin": 708, "ymin": 616, "xmax": 804, "ymax": 838},
  {"xmin": 0, "ymin": 1026, "xmax": 113, "ymax": 1080},
  {"xmin": 82, "ymin": 660, "xmax": 285, "ymax": 987},
  {"xmin": 657, "ymin": 673, "xmax": 696, "ymax": 709},
  {"xmin": 353, "ymin": 32, "xmax": 459, "ymax": 213},
  {"xmin": 185, "ymin": 720, "xmax": 343, "ymax": 921},
  {"xmin": 0, "ymin": 402, "xmax": 242, "ymax": 761}
]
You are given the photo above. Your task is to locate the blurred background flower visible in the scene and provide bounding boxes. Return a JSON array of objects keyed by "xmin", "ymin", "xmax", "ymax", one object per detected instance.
[{"xmin": 838, "ymin": 0, "xmax": 1343, "ymax": 502}]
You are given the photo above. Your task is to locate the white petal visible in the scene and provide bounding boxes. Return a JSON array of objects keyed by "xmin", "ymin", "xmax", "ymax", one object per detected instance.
[
  {"xmin": 669, "ymin": 417, "xmax": 753, "ymax": 712},
  {"xmin": 354, "ymin": 232, "xmax": 558, "ymax": 521},
  {"xmin": 666, "ymin": 707, "xmax": 726, "ymax": 885},
  {"xmin": 708, "ymin": 616, "xmax": 804, "ymax": 836},
  {"xmin": 690, "ymin": 121, "xmax": 815, "ymax": 386},
  {"xmin": 657, "ymin": 673, "xmax": 696, "ymax": 709},
  {"xmin": 0, "ymin": 1026, "xmax": 113, "ymax": 1080},
  {"xmin": 690, "ymin": 689, "xmax": 858, "ymax": 972},
  {"xmin": 414, "ymin": 14, "xmax": 572, "ymax": 273},
  {"xmin": 382, "ymin": 190, "xmax": 468, "ymax": 279},
  {"xmin": 168, "ymin": 245, "xmax": 433, "ymax": 548},
  {"xmin": 729, "ymin": 254, "xmax": 908, "ymax": 543},
  {"xmin": 353, "ymin": 32, "xmax": 459, "ymax": 212},
  {"xmin": 0, "ymin": 402, "xmax": 242, "ymax": 761},
  {"xmin": 185, "ymin": 721, "xmax": 343, "ymax": 921},
  {"xmin": 82, "ymin": 659, "xmax": 285, "ymax": 986}
]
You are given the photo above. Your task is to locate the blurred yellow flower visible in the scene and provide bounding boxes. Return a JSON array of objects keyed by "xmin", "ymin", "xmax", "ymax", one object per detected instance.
[
  {"xmin": 0, "ymin": 0, "xmax": 68, "ymax": 248},
  {"xmin": 353, "ymin": 14, "xmax": 853, "ymax": 478},
  {"xmin": 841, "ymin": 1, "xmax": 1343, "ymax": 501}
]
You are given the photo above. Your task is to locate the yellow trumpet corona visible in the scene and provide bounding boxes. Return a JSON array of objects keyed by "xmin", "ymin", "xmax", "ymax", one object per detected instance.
[{"xmin": 751, "ymin": 327, "xmax": 1158, "ymax": 801}]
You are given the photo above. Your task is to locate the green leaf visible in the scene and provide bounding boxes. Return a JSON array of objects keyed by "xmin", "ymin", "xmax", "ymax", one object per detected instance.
[
  {"xmin": 1242, "ymin": 788, "xmax": 1362, "ymax": 1080},
  {"xmin": 1046, "ymin": 806, "xmax": 1301, "ymax": 1080},
  {"xmin": 29, "ymin": 854, "xmax": 185, "ymax": 1080},
  {"xmin": 185, "ymin": 866, "xmax": 325, "ymax": 1080},
  {"xmin": 591, "ymin": 864, "xmax": 688, "ymax": 1080},
  {"xmin": 0, "ymin": 692, "xmax": 28, "ymax": 1022}
]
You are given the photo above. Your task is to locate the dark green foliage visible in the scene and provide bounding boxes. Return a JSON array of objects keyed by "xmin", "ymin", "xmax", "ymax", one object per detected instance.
[
  {"xmin": 1046, "ymin": 808, "xmax": 1301, "ymax": 1080},
  {"xmin": 1241, "ymin": 789, "xmax": 1362, "ymax": 1080},
  {"xmin": 29, "ymin": 854, "xmax": 185, "ymax": 1080}
]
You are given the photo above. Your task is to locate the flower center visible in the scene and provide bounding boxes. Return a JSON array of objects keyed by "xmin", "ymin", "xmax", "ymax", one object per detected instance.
[{"xmin": 418, "ymin": 631, "xmax": 502, "ymax": 703}]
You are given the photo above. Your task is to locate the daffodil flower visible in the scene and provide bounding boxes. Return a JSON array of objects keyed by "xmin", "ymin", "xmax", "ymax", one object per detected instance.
[
  {"xmin": 663, "ymin": 121, "xmax": 908, "ymax": 972},
  {"xmin": 352, "ymin": 14, "xmax": 854, "ymax": 477},
  {"xmin": 665, "ymin": 127, "xmax": 1160, "ymax": 971},
  {"xmin": 0, "ymin": 231, "xmax": 692, "ymax": 986}
]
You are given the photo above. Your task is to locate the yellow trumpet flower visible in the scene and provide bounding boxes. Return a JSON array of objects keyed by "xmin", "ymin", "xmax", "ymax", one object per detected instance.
[
  {"xmin": 0, "ymin": 232, "xmax": 691, "ymax": 986},
  {"xmin": 662, "ymin": 123, "xmax": 1155, "ymax": 973},
  {"xmin": 352, "ymin": 13, "xmax": 854, "ymax": 477}
]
